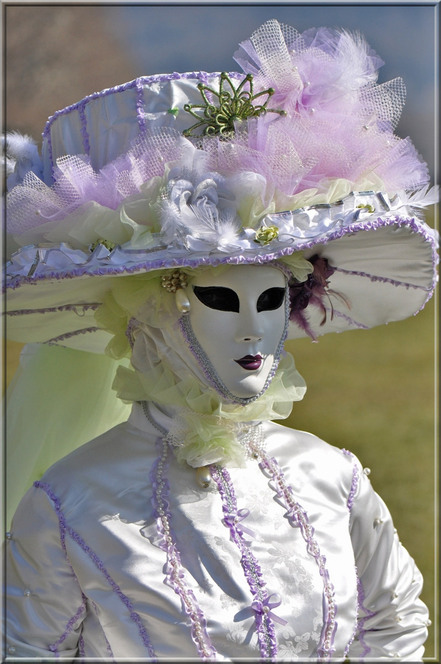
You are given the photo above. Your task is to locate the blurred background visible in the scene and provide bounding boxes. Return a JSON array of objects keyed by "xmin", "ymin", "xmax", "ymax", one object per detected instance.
[{"xmin": 4, "ymin": 3, "xmax": 438, "ymax": 657}]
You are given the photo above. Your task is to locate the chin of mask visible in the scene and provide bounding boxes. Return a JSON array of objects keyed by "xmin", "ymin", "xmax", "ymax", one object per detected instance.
[{"xmin": 182, "ymin": 264, "xmax": 289, "ymax": 401}]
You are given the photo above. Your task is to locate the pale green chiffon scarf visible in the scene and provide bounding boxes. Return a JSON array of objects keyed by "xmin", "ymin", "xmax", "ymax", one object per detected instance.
[{"xmin": 6, "ymin": 344, "xmax": 130, "ymax": 526}]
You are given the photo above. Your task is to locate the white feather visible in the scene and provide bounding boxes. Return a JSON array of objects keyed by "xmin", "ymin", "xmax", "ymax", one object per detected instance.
[
  {"xmin": 399, "ymin": 185, "xmax": 439, "ymax": 208},
  {"xmin": 5, "ymin": 131, "xmax": 43, "ymax": 189}
]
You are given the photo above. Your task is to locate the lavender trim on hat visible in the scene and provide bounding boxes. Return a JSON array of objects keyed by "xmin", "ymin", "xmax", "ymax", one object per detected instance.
[
  {"xmin": 4, "ymin": 198, "xmax": 438, "ymax": 345},
  {"xmin": 5, "ymin": 193, "xmax": 438, "ymax": 287}
]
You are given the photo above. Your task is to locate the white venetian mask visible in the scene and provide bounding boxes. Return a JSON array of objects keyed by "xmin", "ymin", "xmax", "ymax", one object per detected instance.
[{"xmin": 180, "ymin": 264, "xmax": 289, "ymax": 402}]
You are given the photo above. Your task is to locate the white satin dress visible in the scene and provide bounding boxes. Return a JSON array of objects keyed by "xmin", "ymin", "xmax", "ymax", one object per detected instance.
[{"xmin": 5, "ymin": 403, "xmax": 429, "ymax": 661}]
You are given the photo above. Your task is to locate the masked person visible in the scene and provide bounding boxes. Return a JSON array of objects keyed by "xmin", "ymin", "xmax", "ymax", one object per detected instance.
[{"xmin": 4, "ymin": 19, "xmax": 438, "ymax": 661}]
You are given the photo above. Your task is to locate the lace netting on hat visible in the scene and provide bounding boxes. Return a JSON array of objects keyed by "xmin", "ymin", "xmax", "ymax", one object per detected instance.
[
  {"xmin": 6, "ymin": 129, "xmax": 186, "ymax": 235},
  {"xmin": 234, "ymin": 20, "xmax": 411, "ymax": 137},
  {"xmin": 360, "ymin": 78, "xmax": 407, "ymax": 131}
]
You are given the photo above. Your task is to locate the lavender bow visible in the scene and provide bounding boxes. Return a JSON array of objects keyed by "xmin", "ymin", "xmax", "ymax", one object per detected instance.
[
  {"xmin": 252, "ymin": 593, "xmax": 287, "ymax": 626},
  {"xmin": 223, "ymin": 508, "xmax": 256, "ymax": 541}
]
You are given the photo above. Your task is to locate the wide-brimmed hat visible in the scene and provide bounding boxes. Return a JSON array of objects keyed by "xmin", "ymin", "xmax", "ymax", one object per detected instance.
[{"xmin": 4, "ymin": 19, "xmax": 438, "ymax": 353}]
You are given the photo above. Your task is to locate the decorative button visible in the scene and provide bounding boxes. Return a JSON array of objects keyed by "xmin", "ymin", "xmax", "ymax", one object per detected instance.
[
  {"xmin": 5, "ymin": 531, "xmax": 12, "ymax": 540},
  {"xmin": 195, "ymin": 466, "xmax": 212, "ymax": 489},
  {"xmin": 363, "ymin": 467, "xmax": 371, "ymax": 476},
  {"xmin": 23, "ymin": 589, "xmax": 31, "ymax": 597},
  {"xmin": 8, "ymin": 645, "xmax": 16, "ymax": 654},
  {"xmin": 373, "ymin": 517, "xmax": 383, "ymax": 527}
]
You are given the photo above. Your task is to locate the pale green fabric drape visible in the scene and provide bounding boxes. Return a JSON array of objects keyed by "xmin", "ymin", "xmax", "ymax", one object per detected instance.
[{"xmin": 6, "ymin": 343, "xmax": 130, "ymax": 526}]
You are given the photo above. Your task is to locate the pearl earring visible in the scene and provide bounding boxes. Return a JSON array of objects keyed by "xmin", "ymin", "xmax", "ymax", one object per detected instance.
[
  {"xmin": 175, "ymin": 288, "xmax": 191, "ymax": 313},
  {"xmin": 161, "ymin": 269, "xmax": 191, "ymax": 313}
]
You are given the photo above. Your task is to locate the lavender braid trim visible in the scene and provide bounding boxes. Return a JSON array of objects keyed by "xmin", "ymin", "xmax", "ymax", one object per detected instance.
[
  {"xmin": 341, "ymin": 448, "xmax": 362, "ymax": 656},
  {"xmin": 32, "ymin": 481, "xmax": 92, "ymax": 657},
  {"xmin": 341, "ymin": 450, "xmax": 360, "ymax": 512},
  {"xmin": 343, "ymin": 566, "xmax": 360, "ymax": 658},
  {"xmin": 78, "ymin": 101, "xmax": 90, "ymax": 155},
  {"xmin": 210, "ymin": 465, "xmax": 286, "ymax": 661},
  {"xmin": 333, "ymin": 265, "xmax": 434, "ymax": 290},
  {"xmin": 322, "ymin": 306, "xmax": 369, "ymax": 330},
  {"xmin": 5, "ymin": 303, "xmax": 100, "ymax": 316},
  {"xmin": 47, "ymin": 600, "xmax": 87, "ymax": 655},
  {"xmin": 45, "ymin": 326, "xmax": 101, "ymax": 345},
  {"xmin": 78, "ymin": 634, "xmax": 85, "ymax": 658},
  {"xmin": 136, "ymin": 79, "xmax": 147, "ymax": 133},
  {"xmin": 150, "ymin": 438, "xmax": 216, "ymax": 661},
  {"xmin": 356, "ymin": 575, "xmax": 376, "ymax": 657},
  {"xmin": 347, "ymin": 464, "xmax": 360, "ymax": 511},
  {"xmin": 257, "ymin": 453, "xmax": 338, "ymax": 660},
  {"xmin": 34, "ymin": 481, "xmax": 156, "ymax": 660}
]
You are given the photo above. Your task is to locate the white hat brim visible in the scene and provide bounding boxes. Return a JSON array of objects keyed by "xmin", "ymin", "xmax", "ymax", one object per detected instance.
[{"xmin": 5, "ymin": 208, "xmax": 438, "ymax": 352}]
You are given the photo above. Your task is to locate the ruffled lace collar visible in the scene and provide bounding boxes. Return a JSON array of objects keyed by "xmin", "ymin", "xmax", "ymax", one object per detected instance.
[{"xmin": 114, "ymin": 352, "xmax": 306, "ymax": 468}]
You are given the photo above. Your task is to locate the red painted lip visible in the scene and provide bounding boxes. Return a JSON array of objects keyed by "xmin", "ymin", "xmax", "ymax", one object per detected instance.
[{"xmin": 235, "ymin": 355, "xmax": 263, "ymax": 371}]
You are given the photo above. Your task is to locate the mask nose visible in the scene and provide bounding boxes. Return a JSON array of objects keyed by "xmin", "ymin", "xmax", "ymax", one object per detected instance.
[
  {"xmin": 237, "ymin": 333, "xmax": 262, "ymax": 342},
  {"xmin": 234, "ymin": 307, "xmax": 263, "ymax": 343}
]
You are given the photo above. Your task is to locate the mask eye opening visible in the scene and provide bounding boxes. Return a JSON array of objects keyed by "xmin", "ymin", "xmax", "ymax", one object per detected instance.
[
  {"xmin": 256, "ymin": 287, "xmax": 286, "ymax": 313},
  {"xmin": 193, "ymin": 286, "xmax": 240, "ymax": 312}
]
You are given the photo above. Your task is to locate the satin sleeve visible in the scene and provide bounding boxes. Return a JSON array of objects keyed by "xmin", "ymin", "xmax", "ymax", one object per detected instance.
[
  {"xmin": 5, "ymin": 484, "xmax": 84, "ymax": 659},
  {"xmin": 347, "ymin": 459, "xmax": 429, "ymax": 661}
]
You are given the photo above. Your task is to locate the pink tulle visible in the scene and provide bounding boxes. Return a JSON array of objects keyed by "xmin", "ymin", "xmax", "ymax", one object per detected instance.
[
  {"xmin": 231, "ymin": 20, "xmax": 428, "ymax": 193},
  {"xmin": 6, "ymin": 130, "xmax": 185, "ymax": 234}
]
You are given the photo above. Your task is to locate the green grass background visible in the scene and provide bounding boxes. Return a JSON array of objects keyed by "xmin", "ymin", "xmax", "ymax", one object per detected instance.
[
  {"xmin": 284, "ymin": 297, "xmax": 437, "ymax": 658},
  {"xmin": 5, "ymin": 295, "xmax": 437, "ymax": 657}
]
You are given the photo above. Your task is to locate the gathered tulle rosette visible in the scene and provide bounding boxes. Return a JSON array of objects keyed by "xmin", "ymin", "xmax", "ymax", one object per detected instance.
[
  {"xmin": 232, "ymin": 20, "xmax": 428, "ymax": 194},
  {"xmin": 112, "ymin": 351, "xmax": 306, "ymax": 468}
]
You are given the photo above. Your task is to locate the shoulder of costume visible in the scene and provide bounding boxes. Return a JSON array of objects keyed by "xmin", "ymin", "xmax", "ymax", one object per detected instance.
[
  {"xmin": 36, "ymin": 420, "xmax": 154, "ymax": 498},
  {"xmin": 264, "ymin": 420, "xmax": 360, "ymax": 470}
]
